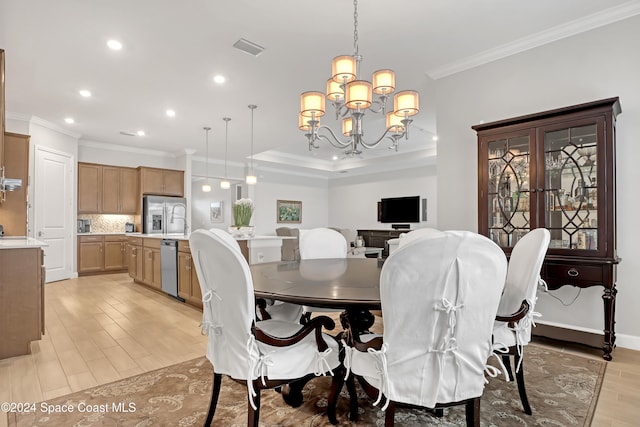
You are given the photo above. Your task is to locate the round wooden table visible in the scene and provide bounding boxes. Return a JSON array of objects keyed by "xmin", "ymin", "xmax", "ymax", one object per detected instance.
[{"xmin": 251, "ymin": 257, "xmax": 382, "ymax": 310}]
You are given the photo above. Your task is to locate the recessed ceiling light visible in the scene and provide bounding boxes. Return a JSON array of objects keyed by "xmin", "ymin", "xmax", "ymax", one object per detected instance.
[
  {"xmin": 432, "ymin": 135, "xmax": 438, "ymax": 141},
  {"xmin": 64, "ymin": 117, "xmax": 75, "ymax": 124},
  {"xmin": 107, "ymin": 40, "xmax": 122, "ymax": 50},
  {"xmin": 79, "ymin": 90, "xmax": 92, "ymax": 97},
  {"xmin": 332, "ymin": 155, "xmax": 339, "ymax": 161},
  {"xmin": 166, "ymin": 109, "xmax": 176, "ymax": 117},
  {"xmin": 213, "ymin": 75, "xmax": 225, "ymax": 84},
  {"xmin": 137, "ymin": 130, "xmax": 145, "ymax": 136}
]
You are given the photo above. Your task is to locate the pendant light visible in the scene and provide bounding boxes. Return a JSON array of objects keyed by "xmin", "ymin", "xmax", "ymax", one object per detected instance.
[
  {"xmin": 246, "ymin": 104, "xmax": 257, "ymax": 185},
  {"xmin": 202, "ymin": 126, "xmax": 212, "ymax": 192},
  {"xmin": 220, "ymin": 117, "xmax": 231, "ymax": 189}
]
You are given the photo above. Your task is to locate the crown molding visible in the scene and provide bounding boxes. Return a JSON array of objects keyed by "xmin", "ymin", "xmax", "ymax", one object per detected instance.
[
  {"xmin": 78, "ymin": 139, "xmax": 176, "ymax": 158},
  {"xmin": 428, "ymin": 0, "xmax": 640, "ymax": 79},
  {"xmin": 6, "ymin": 112, "xmax": 83, "ymax": 139}
]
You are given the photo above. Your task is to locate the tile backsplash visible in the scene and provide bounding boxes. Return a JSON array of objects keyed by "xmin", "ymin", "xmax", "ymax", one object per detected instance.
[{"xmin": 78, "ymin": 214, "xmax": 136, "ymax": 233}]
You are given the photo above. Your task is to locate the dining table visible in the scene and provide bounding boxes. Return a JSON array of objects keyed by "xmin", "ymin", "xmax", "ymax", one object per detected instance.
[{"xmin": 250, "ymin": 257, "xmax": 384, "ymax": 415}]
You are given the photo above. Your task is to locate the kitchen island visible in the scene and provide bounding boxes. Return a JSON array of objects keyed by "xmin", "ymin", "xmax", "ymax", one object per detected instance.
[{"xmin": 0, "ymin": 237, "xmax": 47, "ymax": 359}]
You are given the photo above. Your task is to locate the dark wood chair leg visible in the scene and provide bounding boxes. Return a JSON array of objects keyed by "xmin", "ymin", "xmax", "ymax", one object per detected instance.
[
  {"xmin": 501, "ymin": 354, "xmax": 514, "ymax": 381},
  {"xmin": 327, "ymin": 370, "xmax": 345, "ymax": 424},
  {"xmin": 346, "ymin": 374, "xmax": 359, "ymax": 421},
  {"xmin": 248, "ymin": 389, "xmax": 261, "ymax": 427},
  {"xmin": 514, "ymin": 351, "xmax": 532, "ymax": 415},
  {"xmin": 204, "ymin": 373, "xmax": 222, "ymax": 427},
  {"xmin": 384, "ymin": 400, "xmax": 396, "ymax": 427},
  {"xmin": 465, "ymin": 397, "xmax": 480, "ymax": 427},
  {"xmin": 434, "ymin": 408, "xmax": 444, "ymax": 417}
]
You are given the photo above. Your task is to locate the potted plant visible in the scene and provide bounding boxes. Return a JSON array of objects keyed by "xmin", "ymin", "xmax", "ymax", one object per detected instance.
[{"xmin": 231, "ymin": 198, "xmax": 254, "ymax": 237}]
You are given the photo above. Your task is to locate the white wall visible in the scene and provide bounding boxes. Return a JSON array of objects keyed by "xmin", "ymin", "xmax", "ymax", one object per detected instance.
[
  {"xmin": 251, "ymin": 169, "xmax": 329, "ymax": 236},
  {"xmin": 329, "ymin": 165, "xmax": 438, "ymax": 243},
  {"xmin": 435, "ymin": 16, "xmax": 640, "ymax": 349},
  {"xmin": 78, "ymin": 140, "xmax": 179, "ymax": 169}
]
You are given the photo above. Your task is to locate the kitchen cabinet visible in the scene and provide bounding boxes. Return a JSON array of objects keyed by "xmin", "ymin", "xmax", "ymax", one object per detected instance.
[
  {"xmin": 177, "ymin": 240, "xmax": 202, "ymax": 308},
  {"xmin": 142, "ymin": 238, "xmax": 162, "ymax": 290},
  {"xmin": 128, "ymin": 237, "xmax": 143, "ymax": 282},
  {"xmin": 102, "ymin": 166, "xmax": 139, "ymax": 214},
  {"xmin": 78, "ymin": 163, "xmax": 102, "ymax": 213},
  {"xmin": 0, "ymin": 132, "xmax": 29, "ymax": 234},
  {"xmin": 139, "ymin": 166, "xmax": 184, "ymax": 197},
  {"xmin": 78, "ymin": 234, "xmax": 129, "ymax": 275},
  {"xmin": 0, "ymin": 247, "xmax": 45, "ymax": 359},
  {"xmin": 78, "ymin": 235, "xmax": 104, "ymax": 273},
  {"xmin": 104, "ymin": 235, "xmax": 129, "ymax": 271},
  {"xmin": 473, "ymin": 97, "xmax": 621, "ymax": 360}
]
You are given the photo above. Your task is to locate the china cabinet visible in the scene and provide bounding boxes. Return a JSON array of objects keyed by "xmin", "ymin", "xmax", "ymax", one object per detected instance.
[{"xmin": 473, "ymin": 97, "xmax": 621, "ymax": 360}]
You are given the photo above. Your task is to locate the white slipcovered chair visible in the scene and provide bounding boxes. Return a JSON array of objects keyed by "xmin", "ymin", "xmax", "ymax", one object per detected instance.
[
  {"xmin": 397, "ymin": 227, "xmax": 443, "ymax": 248},
  {"xmin": 298, "ymin": 228, "xmax": 348, "ymax": 321},
  {"xmin": 492, "ymin": 228, "xmax": 550, "ymax": 415},
  {"xmin": 189, "ymin": 229, "xmax": 340, "ymax": 427},
  {"xmin": 329, "ymin": 231, "xmax": 507, "ymax": 426},
  {"xmin": 210, "ymin": 228, "xmax": 303, "ymax": 322}
]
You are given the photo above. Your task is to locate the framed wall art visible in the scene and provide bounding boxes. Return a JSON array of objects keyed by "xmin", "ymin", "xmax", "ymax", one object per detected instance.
[{"xmin": 277, "ymin": 200, "xmax": 302, "ymax": 224}]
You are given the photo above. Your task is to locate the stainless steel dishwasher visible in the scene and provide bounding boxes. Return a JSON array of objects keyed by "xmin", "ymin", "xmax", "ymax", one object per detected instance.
[{"xmin": 160, "ymin": 239, "xmax": 185, "ymax": 302}]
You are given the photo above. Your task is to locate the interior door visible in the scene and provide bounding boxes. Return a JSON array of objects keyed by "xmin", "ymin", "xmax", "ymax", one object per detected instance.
[{"xmin": 34, "ymin": 146, "xmax": 74, "ymax": 282}]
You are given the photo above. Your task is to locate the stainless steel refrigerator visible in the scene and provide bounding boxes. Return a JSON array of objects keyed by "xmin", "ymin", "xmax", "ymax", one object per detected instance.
[{"xmin": 142, "ymin": 195, "xmax": 187, "ymax": 234}]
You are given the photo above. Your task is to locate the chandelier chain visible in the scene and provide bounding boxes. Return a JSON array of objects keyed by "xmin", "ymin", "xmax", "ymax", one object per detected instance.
[
  {"xmin": 223, "ymin": 118, "xmax": 230, "ymax": 178},
  {"xmin": 352, "ymin": 0, "xmax": 359, "ymax": 57},
  {"xmin": 203, "ymin": 126, "xmax": 211, "ymax": 182}
]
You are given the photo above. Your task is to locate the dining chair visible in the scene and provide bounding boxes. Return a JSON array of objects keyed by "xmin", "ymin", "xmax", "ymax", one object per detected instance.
[
  {"xmin": 210, "ymin": 228, "xmax": 303, "ymax": 322},
  {"xmin": 397, "ymin": 227, "xmax": 443, "ymax": 247},
  {"xmin": 189, "ymin": 229, "xmax": 341, "ymax": 427},
  {"xmin": 298, "ymin": 228, "xmax": 349, "ymax": 322},
  {"xmin": 329, "ymin": 230, "xmax": 507, "ymax": 426},
  {"xmin": 492, "ymin": 228, "xmax": 550, "ymax": 415}
]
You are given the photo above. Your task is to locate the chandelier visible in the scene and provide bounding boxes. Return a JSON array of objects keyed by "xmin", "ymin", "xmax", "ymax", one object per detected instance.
[{"xmin": 299, "ymin": 0, "xmax": 419, "ymax": 156}]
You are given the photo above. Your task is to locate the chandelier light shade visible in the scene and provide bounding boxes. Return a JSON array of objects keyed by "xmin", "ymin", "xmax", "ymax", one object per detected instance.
[
  {"xmin": 246, "ymin": 105, "xmax": 257, "ymax": 185},
  {"xmin": 299, "ymin": 0, "xmax": 419, "ymax": 156},
  {"xmin": 220, "ymin": 117, "xmax": 231, "ymax": 190},
  {"xmin": 372, "ymin": 69, "xmax": 395, "ymax": 95},
  {"xmin": 386, "ymin": 111, "xmax": 405, "ymax": 133},
  {"xmin": 345, "ymin": 80, "xmax": 372, "ymax": 110},
  {"xmin": 394, "ymin": 90, "xmax": 420, "ymax": 116},
  {"xmin": 301, "ymin": 91, "xmax": 326, "ymax": 117},
  {"xmin": 331, "ymin": 55, "xmax": 357, "ymax": 83},
  {"xmin": 342, "ymin": 117, "xmax": 353, "ymax": 136},
  {"xmin": 326, "ymin": 79, "xmax": 344, "ymax": 102},
  {"xmin": 202, "ymin": 126, "xmax": 212, "ymax": 192}
]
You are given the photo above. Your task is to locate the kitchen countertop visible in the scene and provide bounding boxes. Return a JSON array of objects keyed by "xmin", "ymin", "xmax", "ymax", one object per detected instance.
[
  {"xmin": 77, "ymin": 232, "xmax": 296, "ymax": 241},
  {"xmin": 0, "ymin": 237, "xmax": 49, "ymax": 249}
]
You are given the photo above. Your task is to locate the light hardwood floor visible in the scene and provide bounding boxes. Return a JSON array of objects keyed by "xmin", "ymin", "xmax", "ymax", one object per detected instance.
[{"xmin": 1, "ymin": 273, "xmax": 638, "ymax": 426}]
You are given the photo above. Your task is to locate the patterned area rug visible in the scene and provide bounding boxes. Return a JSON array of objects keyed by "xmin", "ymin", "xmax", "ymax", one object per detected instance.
[{"xmin": 7, "ymin": 345, "xmax": 605, "ymax": 427}]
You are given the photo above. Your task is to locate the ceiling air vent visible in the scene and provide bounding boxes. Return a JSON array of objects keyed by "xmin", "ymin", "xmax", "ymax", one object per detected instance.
[{"xmin": 233, "ymin": 38, "xmax": 265, "ymax": 57}]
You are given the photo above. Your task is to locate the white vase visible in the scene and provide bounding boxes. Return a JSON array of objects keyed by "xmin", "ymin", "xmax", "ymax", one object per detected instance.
[{"xmin": 228, "ymin": 226, "xmax": 254, "ymax": 238}]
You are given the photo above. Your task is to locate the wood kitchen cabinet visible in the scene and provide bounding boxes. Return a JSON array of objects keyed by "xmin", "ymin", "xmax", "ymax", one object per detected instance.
[
  {"xmin": 178, "ymin": 240, "xmax": 202, "ymax": 308},
  {"xmin": 102, "ymin": 166, "xmax": 139, "ymax": 214},
  {"xmin": 139, "ymin": 166, "xmax": 184, "ymax": 197},
  {"xmin": 473, "ymin": 97, "xmax": 621, "ymax": 360},
  {"xmin": 128, "ymin": 237, "xmax": 143, "ymax": 282},
  {"xmin": 104, "ymin": 235, "xmax": 129, "ymax": 271},
  {"xmin": 0, "ymin": 247, "xmax": 45, "ymax": 359},
  {"xmin": 78, "ymin": 234, "xmax": 129, "ymax": 275},
  {"xmin": 78, "ymin": 235, "xmax": 104, "ymax": 273},
  {"xmin": 142, "ymin": 238, "xmax": 162, "ymax": 290},
  {"xmin": 78, "ymin": 163, "xmax": 102, "ymax": 213},
  {"xmin": 0, "ymin": 132, "xmax": 29, "ymax": 234},
  {"xmin": 0, "ymin": 50, "xmax": 5, "ymax": 171}
]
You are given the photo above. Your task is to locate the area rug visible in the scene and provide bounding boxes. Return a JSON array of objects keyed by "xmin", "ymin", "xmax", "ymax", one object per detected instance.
[{"xmin": 8, "ymin": 345, "xmax": 605, "ymax": 426}]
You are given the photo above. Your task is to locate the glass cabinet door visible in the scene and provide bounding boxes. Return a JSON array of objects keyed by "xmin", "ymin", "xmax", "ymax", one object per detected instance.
[
  {"xmin": 486, "ymin": 134, "xmax": 531, "ymax": 248},
  {"xmin": 543, "ymin": 122, "xmax": 600, "ymax": 252}
]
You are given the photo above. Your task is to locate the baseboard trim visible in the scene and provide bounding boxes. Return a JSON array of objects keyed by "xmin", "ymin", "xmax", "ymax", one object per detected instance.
[{"xmin": 534, "ymin": 321, "xmax": 640, "ymax": 352}]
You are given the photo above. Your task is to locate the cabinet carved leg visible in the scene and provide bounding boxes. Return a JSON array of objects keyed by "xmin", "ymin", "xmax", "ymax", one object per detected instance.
[{"xmin": 601, "ymin": 284, "xmax": 617, "ymax": 361}]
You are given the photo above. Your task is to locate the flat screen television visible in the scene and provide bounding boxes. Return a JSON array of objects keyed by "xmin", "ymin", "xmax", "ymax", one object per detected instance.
[{"xmin": 380, "ymin": 196, "xmax": 420, "ymax": 223}]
